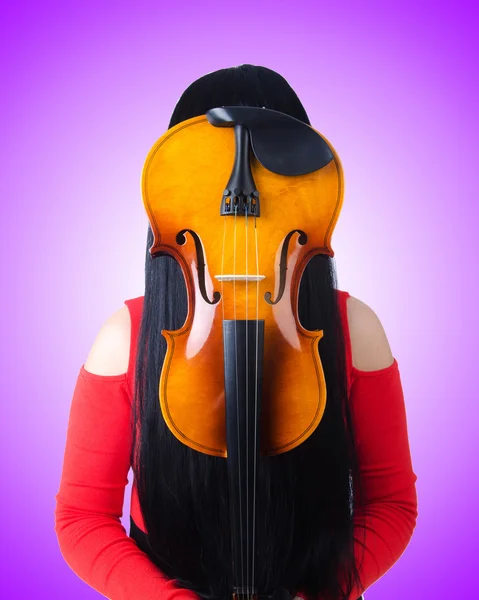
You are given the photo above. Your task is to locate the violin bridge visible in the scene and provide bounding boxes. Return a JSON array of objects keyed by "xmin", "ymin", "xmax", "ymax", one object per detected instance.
[{"xmin": 215, "ymin": 275, "xmax": 265, "ymax": 281}]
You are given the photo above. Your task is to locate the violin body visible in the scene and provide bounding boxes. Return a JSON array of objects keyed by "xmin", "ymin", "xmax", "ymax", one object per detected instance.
[{"xmin": 142, "ymin": 111, "xmax": 344, "ymax": 458}]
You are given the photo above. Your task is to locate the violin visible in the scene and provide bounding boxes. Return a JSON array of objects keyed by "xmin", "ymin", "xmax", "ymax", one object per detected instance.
[{"xmin": 141, "ymin": 106, "xmax": 344, "ymax": 600}]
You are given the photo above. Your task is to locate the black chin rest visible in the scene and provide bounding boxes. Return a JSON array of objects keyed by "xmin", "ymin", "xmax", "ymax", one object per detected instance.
[{"xmin": 206, "ymin": 106, "xmax": 333, "ymax": 176}]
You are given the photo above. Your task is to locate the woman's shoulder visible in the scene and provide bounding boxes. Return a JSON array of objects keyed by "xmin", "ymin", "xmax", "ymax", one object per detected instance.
[
  {"xmin": 83, "ymin": 298, "xmax": 143, "ymax": 377},
  {"xmin": 339, "ymin": 290, "xmax": 395, "ymax": 372}
]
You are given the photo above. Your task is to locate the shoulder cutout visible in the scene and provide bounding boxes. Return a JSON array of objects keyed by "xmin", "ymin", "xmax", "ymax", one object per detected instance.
[
  {"xmin": 346, "ymin": 295, "xmax": 395, "ymax": 372},
  {"xmin": 83, "ymin": 305, "xmax": 131, "ymax": 376}
]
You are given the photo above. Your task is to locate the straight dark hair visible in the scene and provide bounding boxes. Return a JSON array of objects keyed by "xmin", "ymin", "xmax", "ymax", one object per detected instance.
[{"xmin": 130, "ymin": 64, "xmax": 366, "ymax": 600}]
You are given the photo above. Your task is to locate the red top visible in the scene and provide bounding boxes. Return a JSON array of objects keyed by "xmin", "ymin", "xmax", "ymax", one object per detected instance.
[{"xmin": 54, "ymin": 290, "xmax": 418, "ymax": 600}]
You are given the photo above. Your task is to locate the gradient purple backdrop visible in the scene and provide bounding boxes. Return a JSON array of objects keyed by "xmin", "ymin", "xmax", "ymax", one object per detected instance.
[{"xmin": 1, "ymin": 0, "xmax": 477, "ymax": 598}]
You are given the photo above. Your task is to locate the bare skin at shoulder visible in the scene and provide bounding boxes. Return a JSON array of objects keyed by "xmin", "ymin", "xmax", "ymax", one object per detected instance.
[
  {"xmin": 84, "ymin": 305, "xmax": 131, "ymax": 376},
  {"xmin": 346, "ymin": 295, "xmax": 395, "ymax": 371}
]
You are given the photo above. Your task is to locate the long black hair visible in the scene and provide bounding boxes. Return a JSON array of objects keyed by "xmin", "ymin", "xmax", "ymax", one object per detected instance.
[{"xmin": 130, "ymin": 64, "xmax": 366, "ymax": 600}]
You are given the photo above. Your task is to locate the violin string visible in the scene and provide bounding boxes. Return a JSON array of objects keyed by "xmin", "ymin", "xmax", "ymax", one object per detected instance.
[
  {"xmin": 245, "ymin": 204, "xmax": 250, "ymax": 599},
  {"xmin": 253, "ymin": 209, "xmax": 259, "ymax": 599},
  {"xmin": 233, "ymin": 202, "xmax": 245, "ymax": 596},
  {"xmin": 221, "ymin": 217, "xmax": 226, "ymax": 323}
]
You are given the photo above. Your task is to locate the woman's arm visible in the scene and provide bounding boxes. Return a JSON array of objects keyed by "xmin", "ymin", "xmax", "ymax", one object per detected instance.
[
  {"xmin": 54, "ymin": 311, "xmax": 200, "ymax": 600},
  {"xmin": 297, "ymin": 297, "xmax": 418, "ymax": 600}
]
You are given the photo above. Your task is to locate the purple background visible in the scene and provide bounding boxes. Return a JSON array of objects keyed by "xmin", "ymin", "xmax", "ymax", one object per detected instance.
[{"xmin": 1, "ymin": 0, "xmax": 477, "ymax": 598}]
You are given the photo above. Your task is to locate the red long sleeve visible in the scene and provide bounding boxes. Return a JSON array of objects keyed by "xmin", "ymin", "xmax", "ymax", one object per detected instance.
[
  {"xmin": 346, "ymin": 361, "xmax": 418, "ymax": 597},
  {"xmin": 54, "ymin": 366, "xmax": 200, "ymax": 600},
  {"xmin": 296, "ymin": 359, "xmax": 418, "ymax": 600}
]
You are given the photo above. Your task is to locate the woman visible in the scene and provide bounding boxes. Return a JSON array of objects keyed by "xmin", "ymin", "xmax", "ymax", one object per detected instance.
[{"xmin": 54, "ymin": 64, "xmax": 418, "ymax": 600}]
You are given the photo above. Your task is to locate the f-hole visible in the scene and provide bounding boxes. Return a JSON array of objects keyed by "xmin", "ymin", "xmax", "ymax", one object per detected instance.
[
  {"xmin": 176, "ymin": 229, "xmax": 221, "ymax": 305},
  {"xmin": 264, "ymin": 230, "xmax": 308, "ymax": 305}
]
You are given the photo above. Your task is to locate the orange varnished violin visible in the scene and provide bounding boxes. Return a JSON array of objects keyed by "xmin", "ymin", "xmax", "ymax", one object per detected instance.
[{"xmin": 141, "ymin": 106, "xmax": 344, "ymax": 600}]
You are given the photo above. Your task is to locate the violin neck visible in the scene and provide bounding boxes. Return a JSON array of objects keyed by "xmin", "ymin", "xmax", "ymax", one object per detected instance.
[{"xmin": 223, "ymin": 319, "xmax": 265, "ymax": 594}]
